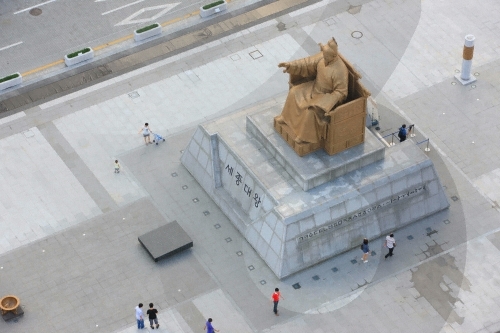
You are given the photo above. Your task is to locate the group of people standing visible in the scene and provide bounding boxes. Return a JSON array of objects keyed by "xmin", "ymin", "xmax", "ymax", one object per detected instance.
[{"xmin": 134, "ymin": 303, "xmax": 159, "ymax": 330}]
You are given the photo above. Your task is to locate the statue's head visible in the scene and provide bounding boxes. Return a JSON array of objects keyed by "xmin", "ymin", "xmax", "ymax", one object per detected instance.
[{"xmin": 321, "ymin": 38, "xmax": 339, "ymax": 64}]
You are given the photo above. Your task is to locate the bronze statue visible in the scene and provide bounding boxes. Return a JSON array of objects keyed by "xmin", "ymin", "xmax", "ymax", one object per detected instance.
[{"xmin": 276, "ymin": 38, "xmax": 349, "ymax": 144}]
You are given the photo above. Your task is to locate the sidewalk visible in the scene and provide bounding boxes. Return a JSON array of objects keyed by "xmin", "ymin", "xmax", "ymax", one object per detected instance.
[{"xmin": 1, "ymin": 0, "xmax": 500, "ymax": 332}]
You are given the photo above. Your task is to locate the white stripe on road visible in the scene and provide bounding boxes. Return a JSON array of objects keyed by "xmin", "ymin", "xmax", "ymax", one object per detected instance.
[
  {"xmin": 14, "ymin": 0, "xmax": 56, "ymax": 14},
  {"xmin": 0, "ymin": 41, "xmax": 23, "ymax": 51},
  {"xmin": 102, "ymin": 0, "xmax": 144, "ymax": 15}
]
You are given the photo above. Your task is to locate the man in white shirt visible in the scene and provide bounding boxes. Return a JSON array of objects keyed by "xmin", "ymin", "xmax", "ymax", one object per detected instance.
[
  {"xmin": 135, "ymin": 303, "xmax": 144, "ymax": 329},
  {"xmin": 384, "ymin": 233, "xmax": 396, "ymax": 259}
]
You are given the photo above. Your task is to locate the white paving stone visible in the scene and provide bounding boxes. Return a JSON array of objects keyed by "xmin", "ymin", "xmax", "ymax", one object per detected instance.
[{"xmin": 0, "ymin": 127, "xmax": 99, "ymax": 255}]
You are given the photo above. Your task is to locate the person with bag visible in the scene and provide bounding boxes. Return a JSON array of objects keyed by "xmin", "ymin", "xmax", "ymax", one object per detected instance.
[{"xmin": 384, "ymin": 233, "xmax": 396, "ymax": 259}]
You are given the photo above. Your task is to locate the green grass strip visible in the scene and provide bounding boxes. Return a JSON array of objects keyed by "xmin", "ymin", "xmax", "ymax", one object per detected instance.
[
  {"xmin": 0, "ymin": 73, "xmax": 20, "ymax": 83},
  {"xmin": 202, "ymin": 0, "xmax": 224, "ymax": 10},
  {"xmin": 67, "ymin": 48, "xmax": 91, "ymax": 59},
  {"xmin": 136, "ymin": 23, "xmax": 160, "ymax": 34}
]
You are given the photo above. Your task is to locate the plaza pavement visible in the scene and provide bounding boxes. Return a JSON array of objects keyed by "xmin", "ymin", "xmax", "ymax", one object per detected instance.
[{"xmin": 1, "ymin": 0, "xmax": 500, "ymax": 332}]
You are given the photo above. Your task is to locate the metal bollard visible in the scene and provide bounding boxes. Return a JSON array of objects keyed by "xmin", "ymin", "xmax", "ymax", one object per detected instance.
[
  {"xmin": 425, "ymin": 139, "xmax": 430, "ymax": 152},
  {"xmin": 455, "ymin": 35, "xmax": 477, "ymax": 85}
]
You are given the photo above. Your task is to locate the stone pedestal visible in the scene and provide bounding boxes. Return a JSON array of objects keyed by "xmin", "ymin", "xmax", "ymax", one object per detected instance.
[{"xmin": 181, "ymin": 104, "xmax": 449, "ymax": 279}]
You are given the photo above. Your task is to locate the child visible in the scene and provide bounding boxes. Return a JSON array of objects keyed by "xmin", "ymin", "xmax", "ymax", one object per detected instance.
[{"xmin": 114, "ymin": 160, "xmax": 121, "ymax": 173}]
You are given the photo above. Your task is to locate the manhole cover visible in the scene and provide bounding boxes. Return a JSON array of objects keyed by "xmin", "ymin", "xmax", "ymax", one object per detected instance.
[
  {"xmin": 351, "ymin": 31, "xmax": 363, "ymax": 39},
  {"xmin": 277, "ymin": 22, "xmax": 286, "ymax": 31},
  {"xmin": 30, "ymin": 8, "xmax": 42, "ymax": 16}
]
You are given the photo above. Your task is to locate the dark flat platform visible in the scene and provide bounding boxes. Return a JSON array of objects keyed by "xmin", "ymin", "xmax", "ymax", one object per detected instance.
[{"xmin": 138, "ymin": 221, "xmax": 193, "ymax": 262}]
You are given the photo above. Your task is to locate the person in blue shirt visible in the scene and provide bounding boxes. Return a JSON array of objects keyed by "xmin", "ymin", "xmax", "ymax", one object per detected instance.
[{"xmin": 204, "ymin": 318, "xmax": 219, "ymax": 333}]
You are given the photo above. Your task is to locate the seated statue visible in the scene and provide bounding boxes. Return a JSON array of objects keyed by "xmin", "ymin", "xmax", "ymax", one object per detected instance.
[{"xmin": 276, "ymin": 38, "xmax": 349, "ymax": 144}]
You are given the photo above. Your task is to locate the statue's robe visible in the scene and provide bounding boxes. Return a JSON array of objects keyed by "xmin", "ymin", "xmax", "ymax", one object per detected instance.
[{"xmin": 280, "ymin": 53, "xmax": 349, "ymax": 143}]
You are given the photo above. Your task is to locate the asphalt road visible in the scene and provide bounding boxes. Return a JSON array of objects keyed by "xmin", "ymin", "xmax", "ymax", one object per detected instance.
[{"xmin": 0, "ymin": 0, "xmax": 208, "ymax": 76}]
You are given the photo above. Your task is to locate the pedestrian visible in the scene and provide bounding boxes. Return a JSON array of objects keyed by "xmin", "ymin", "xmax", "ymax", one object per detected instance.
[
  {"xmin": 384, "ymin": 233, "xmax": 396, "ymax": 259},
  {"xmin": 139, "ymin": 122, "xmax": 152, "ymax": 145},
  {"xmin": 147, "ymin": 303, "xmax": 159, "ymax": 329},
  {"xmin": 398, "ymin": 124, "xmax": 407, "ymax": 142},
  {"xmin": 114, "ymin": 160, "xmax": 120, "ymax": 173},
  {"xmin": 361, "ymin": 238, "xmax": 370, "ymax": 263},
  {"xmin": 271, "ymin": 287, "xmax": 284, "ymax": 316},
  {"xmin": 135, "ymin": 303, "xmax": 144, "ymax": 329},
  {"xmin": 204, "ymin": 318, "xmax": 219, "ymax": 333}
]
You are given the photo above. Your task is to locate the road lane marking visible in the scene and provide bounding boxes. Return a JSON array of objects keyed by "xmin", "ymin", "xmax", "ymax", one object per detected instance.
[
  {"xmin": 0, "ymin": 41, "xmax": 23, "ymax": 51},
  {"xmin": 102, "ymin": 0, "xmax": 144, "ymax": 15},
  {"xmin": 115, "ymin": 3, "xmax": 180, "ymax": 25},
  {"xmin": 14, "ymin": 0, "xmax": 56, "ymax": 14},
  {"xmin": 21, "ymin": 0, "xmax": 229, "ymax": 77},
  {"xmin": 21, "ymin": 59, "xmax": 64, "ymax": 76}
]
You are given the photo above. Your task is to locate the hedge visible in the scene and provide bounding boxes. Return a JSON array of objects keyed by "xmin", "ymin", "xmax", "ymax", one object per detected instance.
[
  {"xmin": 136, "ymin": 23, "xmax": 160, "ymax": 34},
  {"xmin": 0, "ymin": 73, "xmax": 20, "ymax": 83},
  {"xmin": 202, "ymin": 0, "xmax": 224, "ymax": 10},
  {"xmin": 67, "ymin": 48, "xmax": 91, "ymax": 59}
]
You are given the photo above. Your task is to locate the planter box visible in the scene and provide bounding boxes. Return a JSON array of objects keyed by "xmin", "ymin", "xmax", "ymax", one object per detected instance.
[
  {"xmin": 0, "ymin": 73, "xmax": 22, "ymax": 91},
  {"xmin": 199, "ymin": 1, "xmax": 227, "ymax": 18},
  {"xmin": 134, "ymin": 23, "xmax": 162, "ymax": 42},
  {"xmin": 64, "ymin": 48, "xmax": 94, "ymax": 67}
]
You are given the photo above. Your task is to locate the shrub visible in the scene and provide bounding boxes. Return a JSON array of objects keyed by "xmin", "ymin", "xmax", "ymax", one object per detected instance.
[
  {"xmin": 136, "ymin": 23, "xmax": 160, "ymax": 34},
  {"xmin": 0, "ymin": 73, "xmax": 20, "ymax": 83},
  {"xmin": 67, "ymin": 48, "xmax": 91, "ymax": 59},
  {"xmin": 202, "ymin": 0, "xmax": 224, "ymax": 10}
]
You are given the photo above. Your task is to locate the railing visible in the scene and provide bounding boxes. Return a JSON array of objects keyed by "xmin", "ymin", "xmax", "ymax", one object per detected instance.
[{"xmin": 376, "ymin": 124, "xmax": 430, "ymax": 151}]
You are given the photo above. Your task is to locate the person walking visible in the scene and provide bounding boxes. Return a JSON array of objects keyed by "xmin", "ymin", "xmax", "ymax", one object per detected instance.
[
  {"xmin": 139, "ymin": 122, "xmax": 152, "ymax": 145},
  {"xmin": 114, "ymin": 160, "xmax": 121, "ymax": 173},
  {"xmin": 204, "ymin": 318, "xmax": 219, "ymax": 333},
  {"xmin": 146, "ymin": 303, "xmax": 159, "ymax": 329},
  {"xmin": 135, "ymin": 303, "xmax": 145, "ymax": 329},
  {"xmin": 361, "ymin": 238, "xmax": 370, "ymax": 263},
  {"xmin": 271, "ymin": 287, "xmax": 284, "ymax": 316},
  {"xmin": 384, "ymin": 233, "xmax": 396, "ymax": 259}
]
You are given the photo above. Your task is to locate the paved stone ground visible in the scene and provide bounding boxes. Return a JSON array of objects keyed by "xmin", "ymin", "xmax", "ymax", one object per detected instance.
[{"xmin": 1, "ymin": 0, "xmax": 500, "ymax": 332}]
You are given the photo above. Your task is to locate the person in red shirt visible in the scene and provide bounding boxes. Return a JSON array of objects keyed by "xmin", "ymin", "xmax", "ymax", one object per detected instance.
[{"xmin": 271, "ymin": 288, "xmax": 284, "ymax": 316}]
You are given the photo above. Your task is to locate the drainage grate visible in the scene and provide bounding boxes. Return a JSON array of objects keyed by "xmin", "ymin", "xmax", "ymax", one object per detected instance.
[
  {"xmin": 451, "ymin": 196, "xmax": 459, "ymax": 201},
  {"xmin": 260, "ymin": 280, "xmax": 266, "ymax": 285},
  {"xmin": 407, "ymin": 235, "xmax": 414, "ymax": 240},
  {"xmin": 351, "ymin": 259, "xmax": 357, "ymax": 264},
  {"xmin": 128, "ymin": 91, "xmax": 140, "ymax": 99},
  {"xmin": 249, "ymin": 50, "xmax": 263, "ymax": 59},
  {"xmin": 182, "ymin": 185, "xmax": 188, "ymax": 190},
  {"xmin": 236, "ymin": 251, "xmax": 243, "ymax": 256},
  {"xmin": 332, "ymin": 267, "xmax": 338, "ymax": 273},
  {"xmin": 292, "ymin": 283, "xmax": 301, "ymax": 289},
  {"xmin": 225, "ymin": 237, "xmax": 232, "ymax": 243},
  {"xmin": 248, "ymin": 265, "xmax": 255, "ymax": 271},
  {"xmin": 312, "ymin": 275, "xmax": 320, "ymax": 281},
  {"xmin": 443, "ymin": 219, "xmax": 450, "ymax": 224}
]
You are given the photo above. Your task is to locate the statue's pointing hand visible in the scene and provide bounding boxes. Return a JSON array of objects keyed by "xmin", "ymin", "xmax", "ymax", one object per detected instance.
[{"xmin": 278, "ymin": 62, "xmax": 290, "ymax": 73}]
